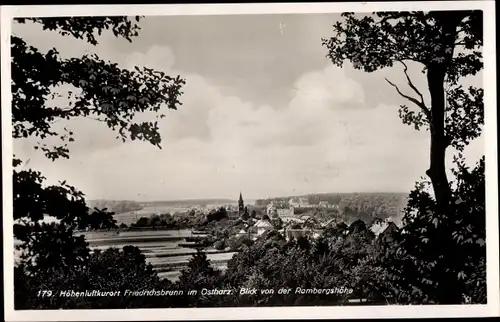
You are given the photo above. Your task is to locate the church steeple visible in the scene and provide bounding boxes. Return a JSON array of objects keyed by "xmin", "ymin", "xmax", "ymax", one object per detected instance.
[{"xmin": 238, "ymin": 192, "xmax": 244, "ymax": 214}]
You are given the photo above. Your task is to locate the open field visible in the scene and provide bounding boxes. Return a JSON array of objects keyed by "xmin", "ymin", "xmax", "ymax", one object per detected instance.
[{"xmin": 83, "ymin": 229, "xmax": 235, "ymax": 281}]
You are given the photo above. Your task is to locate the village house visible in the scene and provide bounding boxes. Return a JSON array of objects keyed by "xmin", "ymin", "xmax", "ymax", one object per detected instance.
[
  {"xmin": 288, "ymin": 197, "xmax": 300, "ymax": 208},
  {"xmin": 225, "ymin": 205, "xmax": 238, "ymax": 212},
  {"xmin": 237, "ymin": 229, "xmax": 248, "ymax": 237},
  {"xmin": 267, "ymin": 201, "xmax": 294, "ymax": 217},
  {"xmin": 277, "ymin": 207, "xmax": 294, "ymax": 217},
  {"xmin": 318, "ymin": 201, "xmax": 330, "ymax": 208},
  {"xmin": 378, "ymin": 221, "xmax": 398, "ymax": 243},
  {"xmin": 370, "ymin": 217, "xmax": 399, "ymax": 244},
  {"xmin": 288, "ymin": 197, "xmax": 312, "ymax": 208},
  {"xmin": 253, "ymin": 218, "xmax": 274, "ymax": 236},
  {"xmin": 266, "ymin": 202, "xmax": 276, "ymax": 216},
  {"xmin": 299, "ymin": 197, "xmax": 310, "ymax": 207},
  {"xmin": 281, "ymin": 216, "xmax": 305, "ymax": 225},
  {"xmin": 284, "ymin": 228, "xmax": 322, "ymax": 241},
  {"xmin": 370, "ymin": 217, "xmax": 392, "ymax": 236}
]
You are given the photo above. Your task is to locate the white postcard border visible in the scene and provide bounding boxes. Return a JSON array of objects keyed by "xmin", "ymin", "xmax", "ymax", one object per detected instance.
[{"xmin": 2, "ymin": 1, "xmax": 498, "ymax": 320}]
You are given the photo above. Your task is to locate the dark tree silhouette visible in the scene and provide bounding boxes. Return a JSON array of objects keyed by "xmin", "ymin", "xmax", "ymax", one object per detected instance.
[
  {"xmin": 176, "ymin": 249, "xmax": 223, "ymax": 307},
  {"xmin": 375, "ymin": 156, "xmax": 485, "ymax": 304},
  {"xmin": 12, "ymin": 17, "xmax": 185, "ymax": 159},
  {"xmin": 323, "ymin": 11, "xmax": 485, "ymax": 305},
  {"xmin": 241, "ymin": 206, "xmax": 250, "ymax": 220},
  {"xmin": 323, "ymin": 221, "xmax": 348, "ymax": 239},
  {"xmin": 323, "ymin": 11, "xmax": 483, "ymax": 216},
  {"xmin": 206, "ymin": 207, "xmax": 228, "ymax": 222},
  {"xmin": 13, "ymin": 163, "xmax": 93, "ymax": 273},
  {"xmin": 348, "ymin": 219, "xmax": 367, "ymax": 234},
  {"xmin": 15, "ymin": 246, "xmax": 166, "ymax": 309},
  {"xmin": 85, "ymin": 208, "xmax": 118, "ymax": 230},
  {"xmin": 12, "ymin": 16, "xmax": 185, "ymax": 309}
]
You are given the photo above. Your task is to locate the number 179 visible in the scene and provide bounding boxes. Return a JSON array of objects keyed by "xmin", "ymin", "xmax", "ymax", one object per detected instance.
[{"xmin": 37, "ymin": 290, "xmax": 53, "ymax": 297}]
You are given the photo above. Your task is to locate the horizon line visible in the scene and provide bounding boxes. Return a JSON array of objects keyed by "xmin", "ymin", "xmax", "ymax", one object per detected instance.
[{"xmin": 88, "ymin": 191, "xmax": 410, "ymax": 203}]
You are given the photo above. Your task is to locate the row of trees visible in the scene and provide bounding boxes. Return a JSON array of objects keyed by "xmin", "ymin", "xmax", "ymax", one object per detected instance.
[
  {"xmin": 130, "ymin": 213, "xmax": 196, "ymax": 230},
  {"xmin": 129, "ymin": 206, "xmax": 233, "ymax": 230},
  {"xmin": 12, "ymin": 10, "xmax": 486, "ymax": 308}
]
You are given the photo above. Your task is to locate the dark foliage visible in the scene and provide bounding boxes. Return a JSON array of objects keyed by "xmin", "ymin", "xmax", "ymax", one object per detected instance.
[
  {"xmin": 13, "ymin": 16, "xmax": 185, "ymax": 309},
  {"xmin": 323, "ymin": 11, "xmax": 483, "ymax": 216},
  {"xmin": 375, "ymin": 156, "xmax": 485, "ymax": 304},
  {"xmin": 206, "ymin": 207, "xmax": 229, "ymax": 222}
]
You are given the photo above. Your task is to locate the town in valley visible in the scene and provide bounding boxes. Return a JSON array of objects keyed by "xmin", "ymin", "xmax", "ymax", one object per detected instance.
[{"xmin": 81, "ymin": 191, "xmax": 404, "ymax": 283}]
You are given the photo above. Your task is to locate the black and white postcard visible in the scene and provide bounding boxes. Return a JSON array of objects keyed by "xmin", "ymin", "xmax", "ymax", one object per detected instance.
[{"xmin": 1, "ymin": 1, "xmax": 499, "ymax": 320}]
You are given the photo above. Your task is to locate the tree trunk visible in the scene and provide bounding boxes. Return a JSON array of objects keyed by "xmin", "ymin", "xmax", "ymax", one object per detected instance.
[
  {"xmin": 426, "ymin": 12, "xmax": 469, "ymax": 305},
  {"xmin": 425, "ymin": 12, "xmax": 466, "ymax": 216},
  {"xmin": 426, "ymin": 64, "xmax": 450, "ymax": 216}
]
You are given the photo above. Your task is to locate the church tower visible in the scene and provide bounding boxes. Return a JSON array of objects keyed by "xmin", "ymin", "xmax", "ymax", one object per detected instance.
[{"xmin": 238, "ymin": 192, "xmax": 245, "ymax": 215}]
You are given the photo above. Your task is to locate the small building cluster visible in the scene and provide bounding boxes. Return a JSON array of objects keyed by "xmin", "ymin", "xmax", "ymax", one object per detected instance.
[
  {"xmin": 263, "ymin": 197, "xmax": 340, "ymax": 218},
  {"xmin": 266, "ymin": 201, "xmax": 294, "ymax": 217},
  {"xmin": 236, "ymin": 192, "xmax": 399, "ymax": 243}
]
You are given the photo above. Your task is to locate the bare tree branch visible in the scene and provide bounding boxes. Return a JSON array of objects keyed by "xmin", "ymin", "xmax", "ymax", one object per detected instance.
[
  {"xmin": 398, "ymin": 60, "xmax": 427, "ymax": 106},
  {"xmin": 385, "ymin": 78, "xmax": 431, "ymax": 119}
]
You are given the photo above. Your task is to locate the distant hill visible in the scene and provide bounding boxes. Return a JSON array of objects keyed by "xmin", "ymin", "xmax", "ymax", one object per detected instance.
[
  {"xmin": 87, "ymin": 193, "xmax": 408, "ymax": 225},
  {"xmin": 87, "ymin": 200, "xmax": 143, "ymax": 214},
  {"xmin": 139, "ymin": 199, "xmax": 236, "ymax": 208}
]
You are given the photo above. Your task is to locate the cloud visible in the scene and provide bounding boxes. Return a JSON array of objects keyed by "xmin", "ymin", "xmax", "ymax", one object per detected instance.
[
  {"xmin": 82, "ymin": 60, "xmax": 434, "ymax": 199},
  {"xmin": 203, "ymin": 64, "xmax": 366, "ymax": 151},
  {"xmin": 11, "ymin": 47, "xmax": 441, "ymax": 200},
  {"xmin": 123, "ymin": 45, "xmax": 176, "ymax": 71},
  {"xmin": 11, "ymin": 19, "xmax": 484, "ymax": 201},
  {"xmin": 291, "ymin": 65, "xmax": 365, "ymax": 107}
]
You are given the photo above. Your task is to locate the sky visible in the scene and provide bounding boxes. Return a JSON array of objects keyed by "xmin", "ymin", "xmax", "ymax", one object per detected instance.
[{"xmin": 12, "ymin": 14, "xmax": 484, "ymax": 201}]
